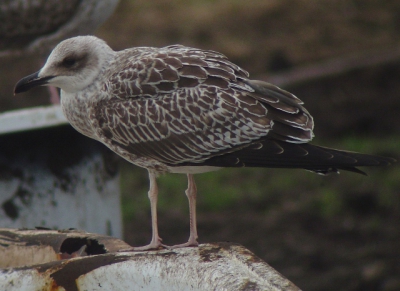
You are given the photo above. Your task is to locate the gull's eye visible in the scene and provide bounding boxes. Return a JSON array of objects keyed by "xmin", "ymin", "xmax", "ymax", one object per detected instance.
[{"xmin": 61, "ymin": 57, "xmax": 77, "ymax": 68}]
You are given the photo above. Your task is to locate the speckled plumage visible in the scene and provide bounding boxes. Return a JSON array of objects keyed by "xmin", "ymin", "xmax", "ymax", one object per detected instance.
[
  {"xmin": 14, "ymin": 36, "xmax": 395, "ymax": 250},
  {"xmin": 61, "ymin": 43, "xmax": 315, "ymax": 174}
]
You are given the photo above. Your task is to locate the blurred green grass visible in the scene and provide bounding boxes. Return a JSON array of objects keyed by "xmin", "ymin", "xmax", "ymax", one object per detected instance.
[{"xmin": 1, "ymin": 0, "xmax": 398, "ymax": 289}]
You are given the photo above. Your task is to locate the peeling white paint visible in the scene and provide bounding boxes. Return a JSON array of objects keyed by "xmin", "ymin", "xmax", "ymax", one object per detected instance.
[
  {"xmin": 0, "ymin": 154, "xmax": 122, "ymax": 238},
  {"xmin": 0, "ymin": 269, "xmax": 56, "ymax": 291},
  {"xmin": 0, "ymin": 106, "xmax": 122, "ymax": 238}
]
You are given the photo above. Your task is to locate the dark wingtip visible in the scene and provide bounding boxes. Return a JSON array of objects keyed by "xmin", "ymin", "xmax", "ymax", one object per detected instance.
[
  {"xmin": 369, "ymin": 155, "xmax": 397, "ymax": 167},
  {"xmin": 341, "ymin": 167, "xmax": 368, "ymax": 176},
  {"xmin": 384, "ymin": 157, "xmax": 397, "ymax": 165}
]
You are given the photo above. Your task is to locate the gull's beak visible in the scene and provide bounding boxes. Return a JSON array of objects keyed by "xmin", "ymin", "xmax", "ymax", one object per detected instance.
[{"xmin": 14, "ymin": 71, "xmax": 54, "ymax": 95}]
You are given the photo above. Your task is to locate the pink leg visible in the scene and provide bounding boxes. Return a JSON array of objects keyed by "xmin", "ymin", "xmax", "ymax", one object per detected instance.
[
  {"xmin": 120, "ymin": 170, "xmax": 166, "ymax": 251},
  {"xmin": 40, "ymin": 59, "xmax": 60, "ymax": 105},
  {"xmin": 171, "ymin": 174, "xmax": 199, "ymax": 248},
  {"xmin": 48, "ymin": 86, "xmax": 60, "ymax": 104}
]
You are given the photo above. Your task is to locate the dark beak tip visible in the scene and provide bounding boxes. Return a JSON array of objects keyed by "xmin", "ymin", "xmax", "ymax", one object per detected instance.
[
  {"xmin": 14, "ymin": 71, "xmax": 53, "ymax": 95},
  {"xmin": 14, "ymin": 82, "xmax": 25, "ymax": 95}
]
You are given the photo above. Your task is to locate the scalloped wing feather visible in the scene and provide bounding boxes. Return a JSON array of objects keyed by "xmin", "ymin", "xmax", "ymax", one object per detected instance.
[{"xmin": 91, "ymin": 45, "xmax": 315, "ymax": 166}]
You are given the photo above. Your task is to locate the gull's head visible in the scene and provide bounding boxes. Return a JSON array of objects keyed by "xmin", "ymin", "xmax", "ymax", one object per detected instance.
[{"xmin": 14, "ymin": 36, "xmax": 115, "ymax": 94}]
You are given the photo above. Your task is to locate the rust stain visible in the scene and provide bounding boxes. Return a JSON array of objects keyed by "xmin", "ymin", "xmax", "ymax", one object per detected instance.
[
  {"xmin": 49, "ymin": 254, "xmax": 131, "ymax": 291},
  {"xmin": 199, "ymin": 245, "xmax": 223, "ymax": 262},
  {"xmin": 50, "ymin": 279, "xmax": 62, "ymax": 291}
]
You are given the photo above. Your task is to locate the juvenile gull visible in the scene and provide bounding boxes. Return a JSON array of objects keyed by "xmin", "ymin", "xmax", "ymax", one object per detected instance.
[
  {"xmin": 0, "ymin": 0, "xmax": 119, "ymax": 57},
  {"xmin": 14, "ymin": 36, "xmax": 396, "ymax": 250}
]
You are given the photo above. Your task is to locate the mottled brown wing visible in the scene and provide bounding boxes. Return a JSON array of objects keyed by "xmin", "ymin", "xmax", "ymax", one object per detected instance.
[
  {"xmin": 90, "ymin": 87, "xmax": 272, "ymax": 165},
  {"xmin": 102, "ymin": 45, "xmax": 251, "ymax": 99},
  {"xmin": 244, "ymin": 79, "xmax": 314, "ymax": 143},
  {"xmin": 90, "ymin": 45, "xmax": 314, "ymax": 165}
]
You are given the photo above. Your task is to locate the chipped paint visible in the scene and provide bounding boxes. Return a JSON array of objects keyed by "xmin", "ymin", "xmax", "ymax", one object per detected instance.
[
  {"xmin": 0, "ymin": 229, "xmax": 131, "ymax": 268},
  {"xmin": 0, "ymin": 108, "xmax": 121, "ymax": 238}
]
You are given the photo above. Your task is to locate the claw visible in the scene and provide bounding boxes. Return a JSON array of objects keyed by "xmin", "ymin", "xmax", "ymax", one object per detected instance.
[{"xmin": 169, "ymin": 238, "xmax": 199, "ymax": 249}]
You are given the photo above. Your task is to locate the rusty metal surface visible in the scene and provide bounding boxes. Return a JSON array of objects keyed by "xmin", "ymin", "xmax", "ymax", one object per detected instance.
[
  {"xmin": 0, "ymin": 229, "xmax": 301, "ymax": 291},
  {"xmin": 0, "ymin": 228, "xmax": 131, "ymax": 268}
]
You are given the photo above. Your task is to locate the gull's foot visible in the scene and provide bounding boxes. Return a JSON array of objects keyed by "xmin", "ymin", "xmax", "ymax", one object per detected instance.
[
  {"xmin": 169, "ymin": 237, "xmax": 199, "ymax": 249},
  {"xmin": 118, "ymin": 238, "xmax": 168, "ymax": 252}
]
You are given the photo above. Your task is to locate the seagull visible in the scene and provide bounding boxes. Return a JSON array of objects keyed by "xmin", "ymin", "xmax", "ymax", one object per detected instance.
[
  {"xmin": 14, "ymin": 36, "xmax": 395, "ymax": 250},
  {"xmin": 0, "ymin": 0, "xmax": 119, "ymax": 58}
]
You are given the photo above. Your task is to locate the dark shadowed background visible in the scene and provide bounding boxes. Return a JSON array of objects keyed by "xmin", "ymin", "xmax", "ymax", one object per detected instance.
[{"xmin": 1, "ymin": 1, "xmax": 399, "ymax": 290}]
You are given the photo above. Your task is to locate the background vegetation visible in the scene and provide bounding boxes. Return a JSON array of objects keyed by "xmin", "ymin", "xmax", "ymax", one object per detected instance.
[{"xmin": 2, "ymin": 0, "xmax": 399, "ymax": 290}]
